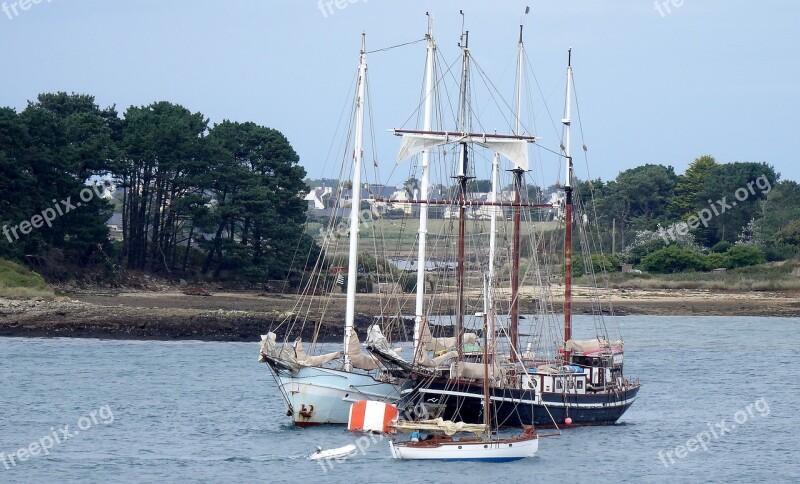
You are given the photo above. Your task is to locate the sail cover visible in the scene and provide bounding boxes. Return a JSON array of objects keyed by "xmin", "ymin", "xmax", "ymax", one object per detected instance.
[
  {"xmin": 392, "ymin": 418, "xmax": 486, "ymax": 436},
  {"xmin": 293, "ymin": 337, "xmax": 342, "ymax": 367},
  {"xmin": 347, "ymin": 330, "xmax": 382, "ymax": 370},
  {"xmin": 396, "ymin": 133, "xmax": 531, "ymax": 171},
  {"xmin": 566, "ymin": 338, "xmax": 623, "ymax": 354}
]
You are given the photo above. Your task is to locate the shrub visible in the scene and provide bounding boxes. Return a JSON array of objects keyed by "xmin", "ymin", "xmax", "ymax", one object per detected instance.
[
  {"xmin": 726, "ymin": 245, "xmax": 766, "ymax": 269},
  {"xmin": 710, "ymin": 241, "xmax": 732, "ymax": 253},
  {"xmin": 704, "ymin": 252, "xmax": 730, "ymax": 270},
  {"xmin": 638, "ymin": 245, "xmax": 706, "ymax": 274}
]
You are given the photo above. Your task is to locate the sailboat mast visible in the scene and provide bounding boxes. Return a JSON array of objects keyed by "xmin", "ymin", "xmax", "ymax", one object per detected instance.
[
  {"xmin": 455, "ymin": 21, "xmax": 470, "ymax": 361},
  {"xmin": 562, "ymin": 48, "xmax": 574, "ymax": 358},
  {"xmin": 414, "ymin": 15, "xmax": 435, "ymax": 359},
  {"xmin": 344, "ymin": 34, "xmax": 368, "ymax": 372},
  {"xmin": 509, "ymin": 11, "xmax": 528, "ymax": 356},
  {"xmin": 482, "ymin": 275, "xmax": 491, "ymax": 436},
  {"xmin": 487, "ymin": 151, "xmax": 498, "ymax": 354}
]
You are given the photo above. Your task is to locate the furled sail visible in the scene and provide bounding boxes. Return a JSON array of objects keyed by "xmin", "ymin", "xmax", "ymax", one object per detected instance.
[
  {"xmin": 566, "ymin": 338, "xmax": 623, "ymax": 354},
  {"xmin": 293, "ymin": 337, "xmax": 342, "ymax": 367},
  {"xmin": 449, "ymin": 361, "xmax": 505, "ymax": 381},
  {"xmin": 419, "ymin": 323, "xmax": 477, "ymax": 353},
  {"xmin": 348, "ymin": 330, "xmax": 383, "ymax": 370},
  {"xmin": 392, "ymin": 418, "xmax": 486, "ymax": 436}
]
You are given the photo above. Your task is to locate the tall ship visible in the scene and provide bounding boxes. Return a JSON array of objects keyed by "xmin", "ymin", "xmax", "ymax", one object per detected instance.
[{"xmin": 369, "ymin": 11, "xmax": 640, "ymax": 428}]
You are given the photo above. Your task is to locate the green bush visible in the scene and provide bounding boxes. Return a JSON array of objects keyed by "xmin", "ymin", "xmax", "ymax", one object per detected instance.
[
  {"xmin": 624, "ymin": 239, "xmax": 667, "ymax": 265},
  {"xmin": 639, "ymin": 246, "xmax": 707, "ymax": 274},
  {"xmin": 704, "ymin": 252, "xmax": 730, "ymax": 270},
  {"xmin": 726, "ymin": 245, "xmax": 766, "ymax": 269},
  {"xmin": 763, "ymin": 244, "xmax": 797, "ymax": 262},
  {"xmin": 710, "ymin": 241, "xmax": 732, "ymax": 253},
  {"xmin": 571, "ymin": 254, "xmax": 619, "ymax": 277}
]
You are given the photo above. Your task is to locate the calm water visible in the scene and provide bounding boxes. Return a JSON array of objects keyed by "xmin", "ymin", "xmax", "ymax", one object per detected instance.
[{"xmin": 1, "ymin": 316, "xmax": 798, "ymax": 483}]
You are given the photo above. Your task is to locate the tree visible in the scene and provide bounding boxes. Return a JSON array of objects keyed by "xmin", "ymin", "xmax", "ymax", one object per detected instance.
[
  {"xmin": 668, "ymin": 155, "xmax": 719, "ymax": 219},
  {"xmin": 201, "ymin": 120, "xmax": 309, "ymax": 279},
  {"xmin": 120, "ymin": 102, "xmax": 209, "ymax": 272},
  {"xmin": 14, "ymin": 93, "xmax": 117, "ymax": 267},
  {"xmin": 695, "ymin": 162, "xmax": 778, "ymax": 246},
  {"xmin": 752, "ymin": 180, "xmax": 800, "ymax": 247}
]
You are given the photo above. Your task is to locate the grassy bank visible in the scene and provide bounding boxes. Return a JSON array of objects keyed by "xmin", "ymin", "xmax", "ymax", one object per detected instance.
[
  {"xmin": 0, "ymin": 259, "xmax": 54, "ymax": 298},
  {"xmin": 585, "ymin": 258, "xmax": 800, "ymax": 291}
]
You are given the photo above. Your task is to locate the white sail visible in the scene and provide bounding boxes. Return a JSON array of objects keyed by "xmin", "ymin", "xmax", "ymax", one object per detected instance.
[{"xmin": 396, "ymin": 132, "xmax": 531, "ymax": 171}]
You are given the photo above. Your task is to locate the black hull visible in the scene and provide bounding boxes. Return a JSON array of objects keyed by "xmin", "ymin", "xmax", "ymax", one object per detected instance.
[{"xmin": 401, "ymin": 379, "xmax": 640, "ymax": 428}]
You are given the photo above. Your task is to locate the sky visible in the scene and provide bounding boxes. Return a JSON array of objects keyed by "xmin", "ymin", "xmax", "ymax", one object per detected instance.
[{"xmin": 2, "ymin": 0, "xmax": 798, "ymax": 188}]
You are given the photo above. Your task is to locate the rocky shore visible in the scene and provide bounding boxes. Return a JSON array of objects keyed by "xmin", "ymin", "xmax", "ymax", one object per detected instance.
[{"xmin": 1, "ymin": 287, "xmax": 798, "ymax": 342}]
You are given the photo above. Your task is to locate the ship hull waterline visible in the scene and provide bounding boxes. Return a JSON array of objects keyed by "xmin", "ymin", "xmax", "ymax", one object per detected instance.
[
  {"xmin": 389, "ymin": 436, "xmax": 539, "ymax": 461},
  {"xmin": 266, "ymin": 364, "xmax": 402, "ymax": 426},
  {"xmin": 401, "ymin": 380, "xmax": 640, "ymax": 428}
]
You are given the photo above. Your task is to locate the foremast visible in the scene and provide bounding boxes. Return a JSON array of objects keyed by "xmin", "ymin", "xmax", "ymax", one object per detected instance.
[
  {"xmin": 562, "ymin": 48, "xmax": 574, "ymax": 363},
  {"xmin": 344, "ymin": 34, "xmax": 368, "ymax": 372},
  {"xmin": 413, "ymin": 15, "xmax": 436, "ymax": 360}
]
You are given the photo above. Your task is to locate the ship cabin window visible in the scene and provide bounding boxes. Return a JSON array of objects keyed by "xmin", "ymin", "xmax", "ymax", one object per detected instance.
[
  {"xmin": 576, "ymin": 380, "xmax": 584, "ymax": 390},
  {"xmin": 555, "ymin": 380, "xmax": 563, "ymax": 390},
  {"xmin": 567, "ymin": 380, "xmax": 575, "ymax": 390},
  {"xmin": 591, "ymin": 358, "xmax": 600, "ymax": 367}
]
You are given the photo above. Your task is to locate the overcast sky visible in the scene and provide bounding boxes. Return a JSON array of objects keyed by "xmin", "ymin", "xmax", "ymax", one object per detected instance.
[{"xmin": 2, "ymin": 1, "xmax": 798, "ymax": 187}]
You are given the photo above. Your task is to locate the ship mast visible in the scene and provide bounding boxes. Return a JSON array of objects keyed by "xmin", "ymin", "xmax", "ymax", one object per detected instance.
[
  {"xmin": 343, "ymin": 34, "xmax": 367, "ymax": 372},
  {"xmin": 562, "ymin": 48, "xmax": 574, "ymax": 362},
  {"xmin": 413, "ymin": 14, "xmax": 436, "ymax": 360},
  {"xmin": 481, "ymin": 275, "xmax": 492, "ymax": 436},
  {"xmin": 509, "ymin": 8, "xmax": 529, "ymax": 358},
  {"xmin": 455, "ymin": 13, "xmax": 470, "ymax": 362}
]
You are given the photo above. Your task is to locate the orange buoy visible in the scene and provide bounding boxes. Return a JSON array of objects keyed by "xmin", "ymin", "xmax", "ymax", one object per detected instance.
[
  {"xmin": 348, "ymin": 401, "xmax": 399, "ymax": 433},
  {"xmin": 565, "ymin": 417, "xmax": 573, "ymax": 426}
]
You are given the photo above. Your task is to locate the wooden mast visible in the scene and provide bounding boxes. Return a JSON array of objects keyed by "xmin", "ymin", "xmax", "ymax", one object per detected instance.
[
  {"xmin": 562, "ymin": 48, "xmax": 574, "ymax": 362},
  {"xmin": 509, "ymin": 15, "xmax": 527, "ymax": 358},
  {"xmin": 455, "ymin": 23, "xmax": 470, "ymax": 362}
]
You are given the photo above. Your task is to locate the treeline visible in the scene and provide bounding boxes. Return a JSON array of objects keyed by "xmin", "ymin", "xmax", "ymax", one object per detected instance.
[
  {"xmin": 575, "ymin": 155, "xmax": 800, "ymax": 273},
  {"xmin": 0, "ymin": 92, "xmax": 315, "ymax": 282}
]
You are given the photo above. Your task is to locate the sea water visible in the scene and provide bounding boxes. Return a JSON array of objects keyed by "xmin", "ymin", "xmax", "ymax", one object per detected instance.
[{"xmin": 1, "ymin": 316, "xmax": 798, "ymax": 483}]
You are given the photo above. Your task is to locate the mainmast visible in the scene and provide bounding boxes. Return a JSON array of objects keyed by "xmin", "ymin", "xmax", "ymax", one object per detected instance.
[
  {"xmin": 455, "ymin": 13, "xmax": 470, "ymax": 361},
  {"xmin": 509, "ymin": 7, "xmax": 529, "ymax": 357},
  {"xmin": 562, "ymin": 48, "xmax": 574, "ymax": 361},
  {"xmin": 344, "ymin": 34, "xmax": 368, "ymax": 372},
  {"xmin": 481, "ymin": 275, "xmax": 492, "ymax": 436},
  {"xmin": 413, "ymin": 14, "xmax": 436, "ymax": 359}
]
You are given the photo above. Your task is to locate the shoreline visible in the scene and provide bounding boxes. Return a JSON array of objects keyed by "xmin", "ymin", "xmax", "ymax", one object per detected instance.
[{"xmin": 1, "ymin": 287, "xmax": 797, "ymax": 342}]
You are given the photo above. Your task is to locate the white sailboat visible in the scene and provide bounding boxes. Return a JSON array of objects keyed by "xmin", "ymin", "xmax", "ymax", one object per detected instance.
[
  {"xmin": 389, "ymin": 277, "xmax": 539, "ymax": 461},
  {"xmin": 259, "ymin": 33, "xmax": 403, "ymax": 426}
]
